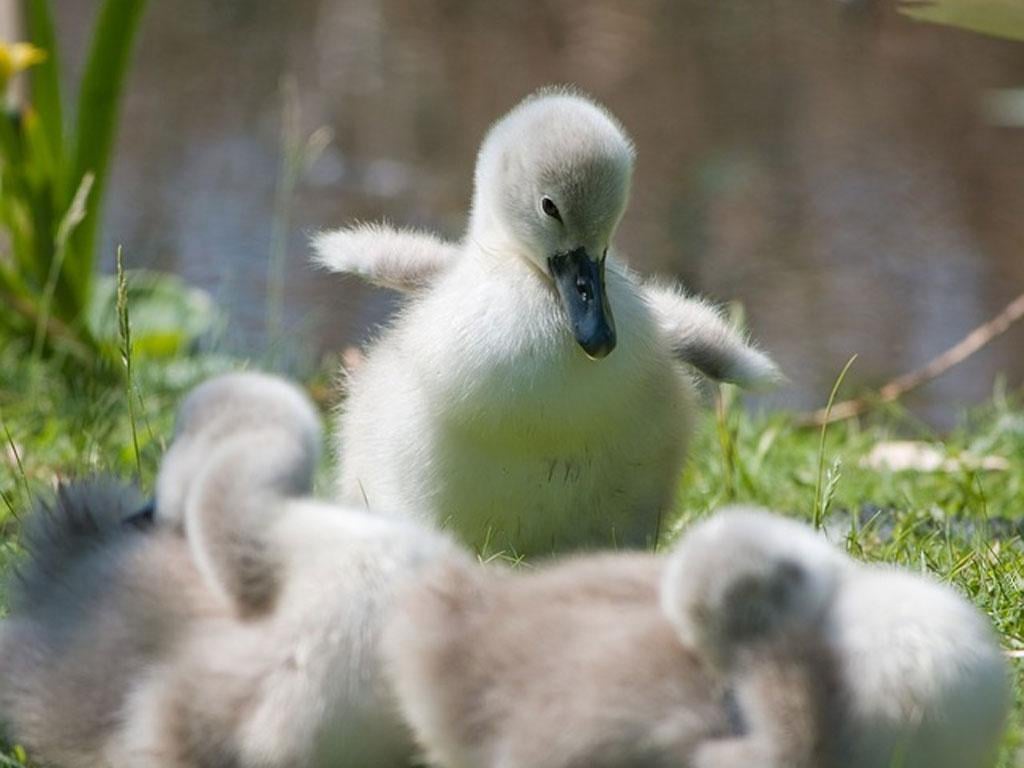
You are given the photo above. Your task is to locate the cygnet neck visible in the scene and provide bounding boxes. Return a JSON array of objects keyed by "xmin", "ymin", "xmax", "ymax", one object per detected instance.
[{"xmin": 467, "ymin": 207, "xmax": 533, "ymax": 264}]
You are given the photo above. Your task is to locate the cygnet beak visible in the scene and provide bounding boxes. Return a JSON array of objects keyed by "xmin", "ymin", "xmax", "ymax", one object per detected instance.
[
  {"xmin": 123, "ymin": 498, "xmax": 156, "ymax": 529},
  {"xmin": 547, "ymin": 247, "xmax": 616, "ymax": 359}
]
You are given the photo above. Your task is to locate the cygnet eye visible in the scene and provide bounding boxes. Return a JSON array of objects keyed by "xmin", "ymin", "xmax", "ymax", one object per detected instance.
[{"xmin": 541, "ymin": 196, "xmax": 562, "ymax": 222}]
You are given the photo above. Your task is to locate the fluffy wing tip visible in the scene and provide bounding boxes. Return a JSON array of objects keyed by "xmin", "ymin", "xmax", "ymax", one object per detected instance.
[
  {"xmin": 730, "ymin": 350, "xmax": 786, "ymax": 391},
  {"xmin": 309, "ymin": 228, "xmax": 357, "ymax": 273},
  {"xmin": 309, "ymin": 230, "xmax": 339, "ymax": 271}
]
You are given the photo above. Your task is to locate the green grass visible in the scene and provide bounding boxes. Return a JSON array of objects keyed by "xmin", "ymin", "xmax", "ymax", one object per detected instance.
[
  {"xmin": 675, "ymin": 383, "xmax": 1024, "ymax": 764},
  {"xmin": 0, "ymin": 352, "xmax": 1021, "ymax": 764}
]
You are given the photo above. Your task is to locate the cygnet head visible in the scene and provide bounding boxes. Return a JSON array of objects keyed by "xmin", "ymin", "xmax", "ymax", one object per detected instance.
[
  {"xmin": 662, "ymin": 507, "xmax": 846, "ymax": 669},
  {"xmin": 470, "ymin": 88, "xmax": 635, "ymax": 359},
  {"xmin": 154, "ymin": 372, "xmax": 322, "ymax": 527}
]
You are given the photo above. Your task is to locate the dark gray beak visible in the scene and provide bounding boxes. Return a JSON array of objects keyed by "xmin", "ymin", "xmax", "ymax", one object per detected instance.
[
  {"xmin": 548, "ymin": 247, "xmax": 616, "ymax": 359},
  {"xmin": 123, "ymin": 498, "xmax": 156, "ymax": 530}
]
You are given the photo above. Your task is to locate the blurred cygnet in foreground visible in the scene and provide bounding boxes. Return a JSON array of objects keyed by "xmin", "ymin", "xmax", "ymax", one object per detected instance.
[
  {"xmin": 385, "ymin": 552, "xmax": 731, "ymax": 767},
  {"xmin": 0, "ymin": 372, "xmax": 459, "ymax": 768},
  {"xmin": 387, "ymin": 508, "xmax": 1009, "ymax": 768},
  {"xmin": 665, "ymin": 508, "xmax": 1010, "ymax": 768}
]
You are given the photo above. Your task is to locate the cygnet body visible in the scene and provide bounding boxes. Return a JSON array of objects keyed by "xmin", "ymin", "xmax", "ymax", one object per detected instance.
[
  {"xmin": 316, "ymin": 89, "xmax": 779, "ymax": 554},
  {"xmin": 665, "ymin": 508, "xmax": 1010, "ymax": 768},
  {"xmin": 387, "ymin": 507, "xmax": 1008, "ymax": 768},
  {"xmin": 384, "ymin": 552, "xmax": 732, "ymax": 768},
  {"xmin": 0, "ymin": 373, "xmax": 458, "ymax": 768}
]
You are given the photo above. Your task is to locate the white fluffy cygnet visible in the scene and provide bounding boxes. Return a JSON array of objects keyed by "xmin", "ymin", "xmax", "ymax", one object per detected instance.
[
  {"xmin": 664, "ymin": 507, "xmax": 1010, "ymax": 768},
  {"xmin": 0, "ymin": 372, "xmax": 458, "ymax": 768},
  {"xmin": 314, "ymin": 88, "xmax": 780, "ymax": 555}
]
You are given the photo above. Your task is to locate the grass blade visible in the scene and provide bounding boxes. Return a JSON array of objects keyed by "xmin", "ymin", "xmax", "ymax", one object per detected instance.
[
  {"xmin": 0, "ymin": 411, "xmax": 30, "ymax": 510},
  {"xmin": 813, "ymin": 354, "xmax": 857, "ymax": 529},
  {"xmin": 714, "ymin": 385, "xmax": 737, "ymax": 502},
  {"xmin": 31, "ymin": 171, "xmax": 93, "ymax": 359},
  {"xmin": 266, "ymin": 77, "xmax": 332, "ymax": 362},
  {"xmin": 115, "ymin": 245, "xmax": 141, "ymax": 477},
  {"xmin": 64, "ymin": 0, "xmax": 147, "ymax": 314}
]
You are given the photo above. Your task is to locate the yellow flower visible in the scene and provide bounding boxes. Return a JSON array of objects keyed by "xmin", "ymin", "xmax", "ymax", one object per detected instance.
[{"xmin": 0, "ymin": 42, "xmax": 47, "ymax": 93}]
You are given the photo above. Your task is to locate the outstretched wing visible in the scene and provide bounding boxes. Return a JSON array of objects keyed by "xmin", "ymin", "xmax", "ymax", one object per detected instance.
[
  {"xmin": 312, "ymin": 223, "xmax": 458, "ymax": 292},
  {"xmin": 643, "ymin": 281, "xmax": 782, "ymax": 390}
]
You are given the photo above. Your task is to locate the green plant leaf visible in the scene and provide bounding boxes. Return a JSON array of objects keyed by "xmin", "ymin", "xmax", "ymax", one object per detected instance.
[
  {"xmin": 23, "ymin": 0, "xmax": 64, "ymax": 173},
  {"xmin": 899, "ymin": 0, "xmax": 1024, "ymax": 42},
  {"xmin": 88, "ymin": 270, "xmax": 216, "ymax": 359},
  {"xmin": 64, "ymin": 0, "xmax": 147, "ymax": 316}
]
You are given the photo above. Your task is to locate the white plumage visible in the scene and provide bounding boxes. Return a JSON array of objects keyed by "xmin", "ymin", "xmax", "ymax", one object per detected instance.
[{"xmin": 315, "ymin": 88, "xmax": 780, "ymax": 554}]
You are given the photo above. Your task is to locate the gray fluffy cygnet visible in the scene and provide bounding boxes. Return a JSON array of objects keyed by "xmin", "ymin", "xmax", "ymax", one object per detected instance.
[
  {"xmin": 386, "ymin": 508, "xmax": 1009, "ymax": 768},
  {"xmin": 0, "ymin": 372, "xmax": 459, "ymax": 768}
]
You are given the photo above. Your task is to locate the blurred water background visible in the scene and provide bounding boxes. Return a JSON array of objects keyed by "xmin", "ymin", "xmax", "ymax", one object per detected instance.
[{"xmin": 54, "ymin": 0, "xmax": 1024, "ymax": 424}]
